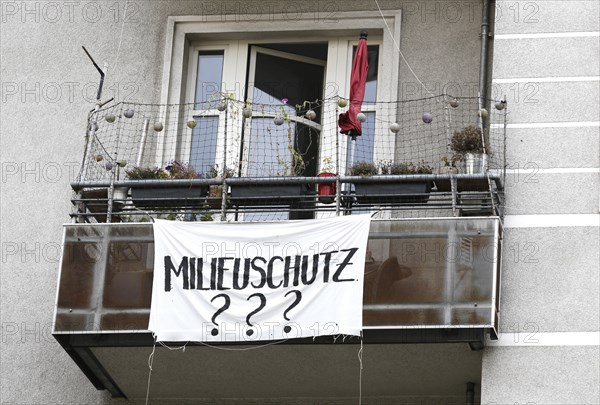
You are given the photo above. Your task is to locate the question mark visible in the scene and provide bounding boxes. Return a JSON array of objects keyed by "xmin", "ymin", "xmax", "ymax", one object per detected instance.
[
  {"xmin": 210, "ymin": 293, "xmax": 231, "ymax": 336},
  {"xmin": 283, "ymin": 290, "xmax": 302, "ymax": 334},
  {"xmin": 245, "ymin": 293, "xmax": 266, "ymax": 337}
]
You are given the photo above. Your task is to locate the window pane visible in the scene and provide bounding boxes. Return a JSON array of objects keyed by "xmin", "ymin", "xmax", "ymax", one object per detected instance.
[
  {"xmin": 246, "ymin": 117, "xmax": 292, "ymax": 177},
  {"xmin": 194, "ymin": 51, "xmax": 224, "ymax": 108},
  {"xmin": 346, "ymin": 111, "xmax": 376, "ymax": 166},
  {"xmin": 353, "ymin": 45, "xmax": 379, "ymax": 103},
  {"xmin": 251, "ymin": 51, "xmax": 325, "ymax": 115},
  {"xmin": 190, "ymin": 116, "xmax": 219, "ymax": 176}
]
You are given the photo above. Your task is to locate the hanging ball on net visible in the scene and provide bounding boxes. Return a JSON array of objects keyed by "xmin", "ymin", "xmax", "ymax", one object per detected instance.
[
  {"xmin": 389, "ymin": 122, "xmax": 400, "ymax": 133},
  {"xmin": 338, "ymin": 98, "xmax": 348, "ymax": 108},
  {"xmin": 495, "ymin": 100, "xmax": 506, "ymax": 111},
  {"xmin": 117, "ymin": 160, "xmax": 128, "ymax": 167},
  {"xmin": 274, "ymin": 116, "xmax": 285, "ymax": 126},
  {"xmin": 95, "ymin": 154, "xmax": 104, "ymax": 162},
  {"xmin": 187, "ymin": 120, "xmax": 197, "ymax": 129},
  {"xmin": 105, "ymin": 114, "xmax": 116, "ymax": 123},
  {"xmin": 305, "ymin": 110, "xmax": 317, "ymax": 120},
  {"xmin": 124, "ymin": 108, "xmax": 134, "ymax": 118},
  {"xmin": 478, "ymin": 108, "xmax": 489, "ymax": 118},
  {"xmin": 153, "ymin": 122, "xmax": 164, "ymax": 132},
  {"xmin": 356, "ymin": 112, "xmax": 367, "ymax": 122},
  {"xmin": 242, "ymin": 107, "xmax": 252, "ymax": 118},
  {"xmin": 422, "ymin": 113, "xmax": 433, "ymax": 123},
  {"xmin": 449, "ymin": 98, "xmax": 459, "ymax": 108},
  {"xmin": 104, "ymin": 162, "xmax": 113, "ymax": 171},
  {"xmin": 217, "ymin": 101, "xmax": 227, "ymax": 112}
]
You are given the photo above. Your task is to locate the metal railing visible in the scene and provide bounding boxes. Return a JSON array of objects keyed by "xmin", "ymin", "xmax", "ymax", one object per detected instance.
[{"xmin": 71, "ymin": 95, "xmax": 506, "ymax": 223}]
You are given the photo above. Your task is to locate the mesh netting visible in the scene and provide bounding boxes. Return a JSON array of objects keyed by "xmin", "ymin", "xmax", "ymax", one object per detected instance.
[{"xmin": 79, "ymin": 95, "xmax": 505, "ymax": 183}]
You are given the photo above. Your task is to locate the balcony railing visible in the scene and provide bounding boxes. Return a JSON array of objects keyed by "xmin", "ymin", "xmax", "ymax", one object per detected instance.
[
  {"xmin": 70, "ymin": 95, "xmax": 506, "ymax": 222},
  {"xmin": 55, "ymin": 218, "xmax": 501, "ymax": 337}
]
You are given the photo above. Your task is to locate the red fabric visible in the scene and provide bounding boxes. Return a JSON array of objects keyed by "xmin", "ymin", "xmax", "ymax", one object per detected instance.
[{"xmin": 338, "ymin": 36, "xmax": 369, "ymax": 136}]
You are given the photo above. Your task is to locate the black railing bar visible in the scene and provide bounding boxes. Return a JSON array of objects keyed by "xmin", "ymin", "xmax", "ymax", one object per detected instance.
[
  {"xmin": 368, "ymin": 230, "xmax": 495, "ymax": 238},
  {"xmin": 55, "ymin": 308, "xmax": 151, "ymax": 315},
  {"xmin": 362, "ymin": 325, "xmax": 494, "ymax": 330},
  {"xmin": 72, "ymin": 178, "xmax": 225, "ymax": 190},
  {"xmin": 70, "ymin": 201, "xmax": 493, "ymax": 213},
  {"xmin": 72, "ymin": 173, "xmax": 502, "ymax": 190},
  {"xmin": 64, "ymin": 236, "xmax": 155, "ymax": 243},
  {"xmin": 364, "ymin": 303, "xmax": 492, "ymax": 310},
  {"xmin": 347, "ymin": 173, "xmax": 500, "ymax": 181}
]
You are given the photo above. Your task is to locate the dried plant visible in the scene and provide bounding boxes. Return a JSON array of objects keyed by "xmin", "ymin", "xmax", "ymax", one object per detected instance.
[
  {"xmin": 349, "ymin": 161, "xmax": 378, "ymax": 176},
  {"xmin": 125, "ymin": 166, "xmax": 167, "ymax": 180},
  {"xmin": 165, "ymin": 161, "xmax": 202, "ymax": 179},
  {"xmin": 382, "ymin": 161, "xmax": 433, "ymax": 175},
  {"xmin": 126, "ymin": 161, "xmax": 202, "ymax": 180},
  {"xmin": 450, "ymin": 125, "xmax": 491, "ymax": 160}
]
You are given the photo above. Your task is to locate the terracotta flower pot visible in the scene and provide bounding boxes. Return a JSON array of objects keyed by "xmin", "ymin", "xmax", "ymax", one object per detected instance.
[{"xmin": 317, "ymin": 172, "xmax": 337, "ymax": 204}]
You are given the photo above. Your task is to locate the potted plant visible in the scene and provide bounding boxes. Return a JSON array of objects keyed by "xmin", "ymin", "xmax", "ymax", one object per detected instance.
[
  {"xmin": 349, "ymin": 160, "xmax": 433, "ymax": 204},
  {"xmin": 317, "ymin": 156, "xmax": 337, "ymax": 204},
  {"xmin": 125, "ymin": 161, "xmax": 207, "ymax": 208},
  {"xmin": 439, "ymin": 156, "xmax": 459, "ymax": 175},
  {"xmin": 450, "ymin": 125, "xmax": 490, "ymax": 174},
  {"xmin": 435, "ymin": 155, "xmax": 461, "ymax": 192}
]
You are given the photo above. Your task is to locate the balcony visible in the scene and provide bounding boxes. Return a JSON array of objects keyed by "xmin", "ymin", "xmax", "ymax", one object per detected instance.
[
  {"xmin": 55, "ymin": 218, "xmax": 501, "ymax": 397},
  {"xmin": 56, "ymin": 95, "xmax": 505, "ymax": 399}
]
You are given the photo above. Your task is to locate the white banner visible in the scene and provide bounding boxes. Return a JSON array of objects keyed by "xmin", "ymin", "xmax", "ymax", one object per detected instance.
[{"xmin": 148, "ymin": 215, "xmax": 371, "ymax": 342}]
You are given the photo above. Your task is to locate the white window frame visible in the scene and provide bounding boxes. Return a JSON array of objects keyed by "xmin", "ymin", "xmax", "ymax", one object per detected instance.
[{"xmin": 157, "ymin": 11, "xmax": 402, "ymax": 170}]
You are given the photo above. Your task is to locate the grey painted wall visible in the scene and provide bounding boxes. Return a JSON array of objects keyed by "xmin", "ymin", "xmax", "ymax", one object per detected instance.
[
  {"xmin": 482, "ymin": 346, "xmax": 600, "ymax": 405},
  {"xmin": 482, "ymin": 0, "xmax": 599, "ymax": 404}
]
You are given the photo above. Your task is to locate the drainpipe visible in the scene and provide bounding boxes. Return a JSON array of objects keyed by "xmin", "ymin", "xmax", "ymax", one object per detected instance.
[
  {"xmin": 466, "ymin": 382, "xmax": 475, "ymax": 405},
  {"xmin": 479, "ymin": 0, "xmax": 492, "ymax": 111}
]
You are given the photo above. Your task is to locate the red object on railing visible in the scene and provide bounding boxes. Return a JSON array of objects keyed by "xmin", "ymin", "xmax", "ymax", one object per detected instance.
[{"xmin": 318, "ymin": 172, "xmax": 337, "ymax": 204}]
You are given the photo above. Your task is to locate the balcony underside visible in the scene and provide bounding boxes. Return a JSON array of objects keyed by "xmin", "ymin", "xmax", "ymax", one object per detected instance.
[{"xmin": 54, "ymin": 338, "xmax": 484, "ymax": 402}]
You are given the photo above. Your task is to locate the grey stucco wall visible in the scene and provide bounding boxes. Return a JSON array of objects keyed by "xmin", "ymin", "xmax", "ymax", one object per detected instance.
[
  {"xmin": 482, "ymin": 346, "xmax": 600, "ymax": 405},
  {"xmin": 0, "ymin": 1, "xmax": 485, "ymax": 404},
  {"xmin": 482, "ymin": 1, "xmax": 600, "ymax": 404}
]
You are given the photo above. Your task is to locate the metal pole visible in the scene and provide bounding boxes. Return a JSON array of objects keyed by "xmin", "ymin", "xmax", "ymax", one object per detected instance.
[
  {"xmin": 220, "ymin": 98, "xmax": 229, "ymax": 221},
  {"xmin": 466, "ymin": 382, "xmax": 475, "ymax": 405},
  {"xmin": 479, "ymin": 0, "xmax": 492, "ymax": 121},
  {"xmin": 335, "ymin": 100, "xmax": 341, "ymax": 216},
  {"xmin": 136, "ymin": 119, "xmax": 150, "ymax": 166}
]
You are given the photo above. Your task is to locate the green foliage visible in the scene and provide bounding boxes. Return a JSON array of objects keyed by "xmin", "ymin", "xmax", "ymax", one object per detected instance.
[
  {"xmin": 320, "ymin": 156, "xmax": 335, "ymax": 173},
  {"xmin": 441, "ymin": 155, "xmax": 458, "ymax": 168},
  {"xmin": 206, "ymin": 164, "xmax": 235, "ymax": 179}
]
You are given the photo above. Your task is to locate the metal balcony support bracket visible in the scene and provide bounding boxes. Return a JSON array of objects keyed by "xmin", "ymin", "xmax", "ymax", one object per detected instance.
[
  {"xmin": 450, "ymin": 176, "xmax": 458, "ymax": 217},
  {"xmin": 54, "ymin": 334, "xmax": 126, "ymax": 398}
]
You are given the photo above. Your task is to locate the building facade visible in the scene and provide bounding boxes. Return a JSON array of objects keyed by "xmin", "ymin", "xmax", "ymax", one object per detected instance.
[{"xmin": 0, "ymin": 1, "xmax": 598, "ymax": 404}]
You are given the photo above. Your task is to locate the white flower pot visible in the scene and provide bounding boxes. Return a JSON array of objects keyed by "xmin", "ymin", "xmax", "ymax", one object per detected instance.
[{"xmin": 464, "ymin": 153, "xmax": 488, "ymax": 174}]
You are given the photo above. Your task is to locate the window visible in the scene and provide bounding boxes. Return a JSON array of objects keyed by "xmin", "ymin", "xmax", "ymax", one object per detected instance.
[{"xmin": 159, "ymin": 11, "xmax": 402, "ymax": 177}]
